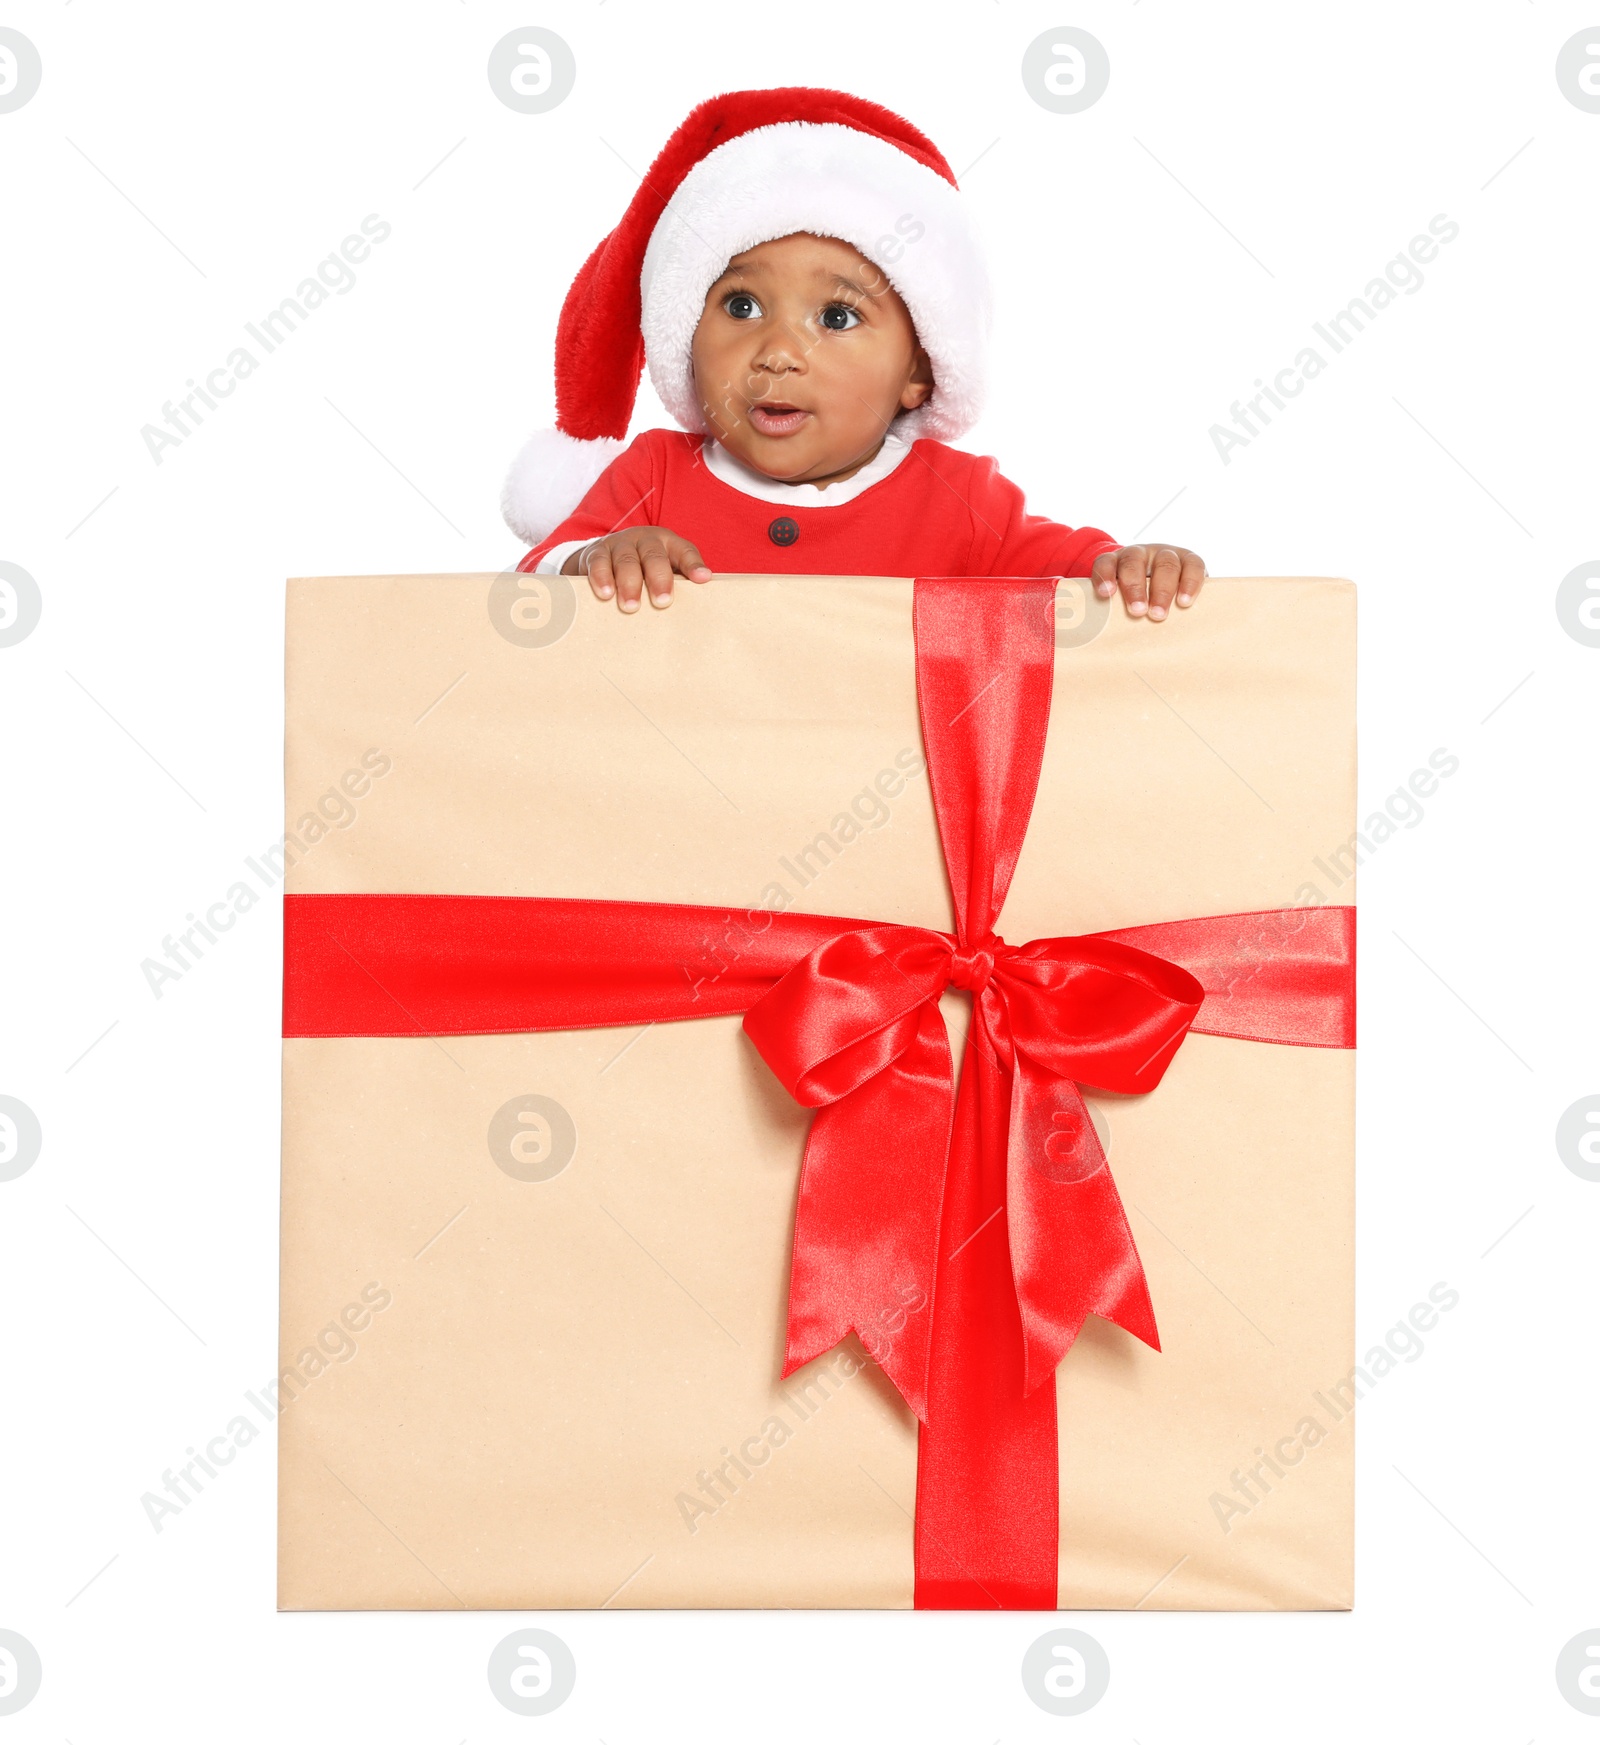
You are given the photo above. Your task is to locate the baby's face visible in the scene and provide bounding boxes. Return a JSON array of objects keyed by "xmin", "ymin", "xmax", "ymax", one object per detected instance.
[{"xmin": 690, "ymin": 232, "xmax": 932, "ymax": 486}]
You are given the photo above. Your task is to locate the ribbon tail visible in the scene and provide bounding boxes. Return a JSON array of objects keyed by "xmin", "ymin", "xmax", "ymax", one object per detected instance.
[
  {"xmin": 1007, "ymin": 1061, "xmax": 1160, "ymax": 1399},
  {"xmin": 781, "ymin": 1001, "xmax": 953, "ymax": 1423}
]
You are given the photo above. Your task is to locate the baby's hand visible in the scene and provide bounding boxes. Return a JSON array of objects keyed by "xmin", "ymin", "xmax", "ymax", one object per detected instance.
[
  {"xmin": 561, "ymin": 526, "xmax": 713, "ymax": 613},
  {"xmin": 1091, "ymin": 545, "xmax": 1207, "ymax": 622}
]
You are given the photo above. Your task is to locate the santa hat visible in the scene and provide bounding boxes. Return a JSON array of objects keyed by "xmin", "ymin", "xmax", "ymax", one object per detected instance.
[{"xmin": 502, "ymin": 86, "xmax": 993, "ymax": 546}]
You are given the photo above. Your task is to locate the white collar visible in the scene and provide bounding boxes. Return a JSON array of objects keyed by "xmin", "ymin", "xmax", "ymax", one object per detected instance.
[{"xmin": 701, "ymin": 428, "xmax": 913, "ymax": 507}]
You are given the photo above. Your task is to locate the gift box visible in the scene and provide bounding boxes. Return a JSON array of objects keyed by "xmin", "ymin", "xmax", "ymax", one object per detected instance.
[{"xmin": 278, "ymin": 571, "xmax": 1355, "ymax": 1611}]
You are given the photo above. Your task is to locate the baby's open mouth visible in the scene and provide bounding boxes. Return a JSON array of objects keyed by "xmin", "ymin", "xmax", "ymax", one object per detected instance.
[{"xmin": 747, "ymin": 403, "xmax": 810, "ymax": 437}]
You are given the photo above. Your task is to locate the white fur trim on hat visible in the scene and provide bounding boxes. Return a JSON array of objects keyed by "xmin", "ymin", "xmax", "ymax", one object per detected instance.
[
  {"xmin": 501, "ymin": 427, "xmax": 628, "ymax": 547},
  {"xmin": 639, "ymin": 121, "xmax": 991, "ymax": 446}
]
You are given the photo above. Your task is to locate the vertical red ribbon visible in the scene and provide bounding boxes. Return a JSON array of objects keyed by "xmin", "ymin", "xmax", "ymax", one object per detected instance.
[{"xmin": 910, "ymin": 578, "xmax": 1062, "ymax": 1608}]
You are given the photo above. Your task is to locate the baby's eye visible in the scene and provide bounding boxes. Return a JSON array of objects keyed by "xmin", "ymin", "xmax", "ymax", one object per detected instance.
[
  {"xmin": 819, "ymin": 302, "xmax": 862, "ymax": 331},
  {"xmin": 723, "ymin": 291, "xmax": 762, "ymax": 320}
]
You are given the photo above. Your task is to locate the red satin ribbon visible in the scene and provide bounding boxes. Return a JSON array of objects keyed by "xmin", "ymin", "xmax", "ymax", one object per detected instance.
[{"xmin": 283, "ymin": 577, "xmax": 1355, "ymax": 1610}]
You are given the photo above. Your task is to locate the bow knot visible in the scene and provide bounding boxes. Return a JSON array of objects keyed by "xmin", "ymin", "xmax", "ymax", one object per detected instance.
[{"xmin": 947, "ymin": 934, "xmax": 1001, "ymax": 993}]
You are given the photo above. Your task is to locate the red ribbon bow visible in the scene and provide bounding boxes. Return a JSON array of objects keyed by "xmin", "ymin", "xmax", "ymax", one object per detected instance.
[
  {"xmin": 283, "ymin": 577, "xmax": 1354, "ymax": 1609},
  {"xmin": 744, "ymin": 920, "xmax": 1205, "ymax": 1421}
]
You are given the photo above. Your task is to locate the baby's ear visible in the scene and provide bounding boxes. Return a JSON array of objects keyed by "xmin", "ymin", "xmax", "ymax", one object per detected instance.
[{"xmin": 902, "ymin": 345, "xmax": 934, "ymax": 409}]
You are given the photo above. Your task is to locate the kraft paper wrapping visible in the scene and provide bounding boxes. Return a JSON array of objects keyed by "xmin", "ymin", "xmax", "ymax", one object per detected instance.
[{"xmin": 279, "ymin": 573, "xmax": 1355, "ymax": 1612}]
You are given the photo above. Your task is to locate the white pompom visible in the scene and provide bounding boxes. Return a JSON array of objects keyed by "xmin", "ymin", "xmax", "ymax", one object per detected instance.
[{"xmin": 500, "ymin": 428, "xmax": 628, "ymax": 546}]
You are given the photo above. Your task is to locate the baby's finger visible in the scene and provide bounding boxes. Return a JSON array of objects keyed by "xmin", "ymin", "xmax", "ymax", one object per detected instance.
[
  {"xmin": 668, "ymin": 535, "xmax": 713, "ymax": 583},
  {"xmin": 1146, "ymin": 547, "xmax": 1183, "ymax": 620},
  {"xmin": 610, "ymin": 543, "xmax": 646, "ymax": 614},
  {"xmin": 638, "ymin": 535, "xmax": 676, "ymax": 609},
  {"xmin": 1091, "ymin": 549, "xmax": 1119, "ymax": 600},
  {"xmin": 1116, "ymin": 545, "xmax": 1150, "ymax": 617},
  {"xmin": 582, "ymin": 541, "xmax": 615, "ymax": 602},
  {"xmin": 1176, "ymin": 552, "xmax": 1207, "ymax": 608}
]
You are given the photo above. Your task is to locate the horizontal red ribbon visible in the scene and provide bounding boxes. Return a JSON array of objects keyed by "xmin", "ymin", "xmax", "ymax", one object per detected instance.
[{"xmin": 282, "ymin": 577, "xmax": 1355, "ymax": 1609}]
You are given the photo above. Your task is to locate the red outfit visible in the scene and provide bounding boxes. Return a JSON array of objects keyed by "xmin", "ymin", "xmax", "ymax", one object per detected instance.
[{"xmin": 516, "ymin": 428, "xmax": 1118, "ymax": 578}]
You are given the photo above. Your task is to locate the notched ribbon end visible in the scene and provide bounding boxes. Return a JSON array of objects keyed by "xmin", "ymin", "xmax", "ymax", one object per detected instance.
[
  {"xmin": 784, "ymin": 1328, "xmax": 931, "ymax": 1425},
  {"xmin": 1019, "ymin": 1299, "xmax": 1163, "ymax": 1400}
]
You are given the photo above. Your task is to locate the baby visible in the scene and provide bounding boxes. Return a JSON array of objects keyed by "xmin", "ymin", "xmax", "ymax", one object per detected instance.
[{"xmin": 504, "ymin": 88, "xmax": 1207, "ymax": 621}]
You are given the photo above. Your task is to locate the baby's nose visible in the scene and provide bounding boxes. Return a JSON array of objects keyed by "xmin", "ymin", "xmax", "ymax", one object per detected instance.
[{"xmin": 753, "ymin": 333, "xmax": 805, "ymax": 373}]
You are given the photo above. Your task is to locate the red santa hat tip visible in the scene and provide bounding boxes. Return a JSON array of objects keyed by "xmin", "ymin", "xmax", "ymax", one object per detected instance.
[{"xmin": 502, "ymin": 85, "xmax": 993, "ymax": 547}]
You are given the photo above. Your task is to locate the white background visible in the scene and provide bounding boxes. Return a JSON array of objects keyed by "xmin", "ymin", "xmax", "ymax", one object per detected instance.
[{"xmin": 2, "ymin": 1, "xmax": 1597, "ymax": 1738}]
